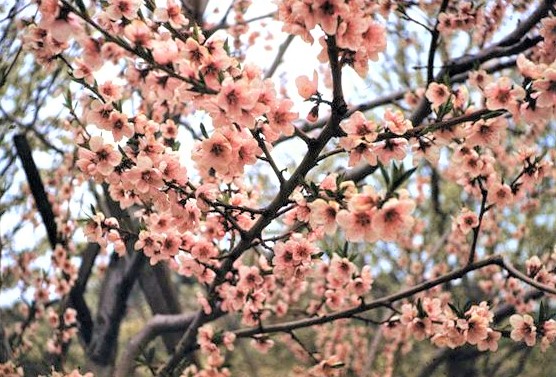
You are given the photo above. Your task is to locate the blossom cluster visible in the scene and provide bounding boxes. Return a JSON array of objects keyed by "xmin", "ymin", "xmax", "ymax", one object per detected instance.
[
  {"xmin": 277, "ymin": 0, "xmax": 387, "ymax": 76},
  {"xmin": 7, "ymin": 0, "xmax": 556, "ymax": 376},
  {"xmin": 391, "ymin": 300, "xmax": 502, "ymax": 352}
]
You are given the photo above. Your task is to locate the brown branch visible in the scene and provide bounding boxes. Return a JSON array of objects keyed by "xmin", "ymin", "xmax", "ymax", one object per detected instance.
[
  {"xmin": 114, "ymin": 312, "xmax": 197, "ymax": 377},
  {"xmin": 155, "ymin": 33, "xmax": 348, "ymax": 377},
  {"xmin": 13, "ymin": 134, "xmax": 58, "ymax": 249},
  {"xmin": 87, "ymin": 250, "xmax": 146, "ymax": 366},
  {"xmin": 274, "ymin": 57, "xmax": 517, "ymax": 149},
  {"xmin": 341, "ymin": 0, "xmax": 550, "ymax": 183},
  {"xmin": 416, "ymin": 290, "xmax": 543, "ymax": 377},
  {"xmin": 264, "ymin": 34, "xmax": 295, "ymax": 79},
  {"xmin": 231, "ymin": 256, "xmax": 503, "ymax": 339},
  {"xmin": 66, "ymin": 242, "xmax": 100, "ymax": 345},
  {"xmin": 426, "ymin": 0, "xmax": 450, "ymax": 84},
  {"xmin": 230, "ymin": 256, "xmax": 556, "ymax": 339},
  {"xmin": 467, "ymin": 181, "xmax": 489, "ymax": 265}
]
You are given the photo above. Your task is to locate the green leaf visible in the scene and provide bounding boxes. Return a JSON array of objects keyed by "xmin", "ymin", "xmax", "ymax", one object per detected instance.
[
  {"xmin": 223, "ymin": 38, "xmax": 231, "ymax": 56},
  {"xmin": 448, "ymin": 303, "xmax": 462, "ymax": 318},
  {"xmin": 539, "ymin": 301, "xmax": 546, "ymax": 323},
  {"xmin": 144, "ymin": 346, "xmax": 155, "ymax": 364},
  {"xmin": 391, "ymin": 166, "xmax": 417, "ymax": 192},
  {"xmin": 378, "ymin": 161, "xmax": 390, "ymax": 187},
  {"xmin": 463, "ymin": 300, "xmax": 473, "ymax": 314},
  {"xmin": 480, "ymin": 109, "xmax": 506, "ymax": 121},
  {"xmin": 341, "ymin": 242, "xmax": 349, "ymax": 258},
  {"xmin": 200, "ymin": 123, "xmax": 209, "ymax": 139}
]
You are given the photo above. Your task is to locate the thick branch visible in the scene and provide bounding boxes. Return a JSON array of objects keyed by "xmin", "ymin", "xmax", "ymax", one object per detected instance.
[
  {"xmin": 67, "ymin": 242, "xmax": 100, "ymax": 345},
  {"xmin": 87, "ymin": 250, "xmax": 146, "ymax": 366},
  {"xmin": 13, "ymin": 134, "xmax": 58, "ymax": 249},
  {"xmin": 115, "ymin": 312, "xmax": 196, "ymax": 377}
]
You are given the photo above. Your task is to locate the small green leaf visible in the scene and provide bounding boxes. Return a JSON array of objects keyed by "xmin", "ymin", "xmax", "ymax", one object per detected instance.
[
  {"xmin": 539, "ymin": 301, "xmax": 546, "ymax": 323},
  {"xmin": 200, "ymin": 123, "xmax": 209, "ymax": 139},
  {"xmin": 448, "ymin": 303, "xmax": 462, "ymax": 318},
  {"xmin": 223, "ymin": 38, "xmax": 231, "ymax": 55},
  {"xmin": 391, "ymin": 166, "xmax": 417, "ymax": 192},
  {"xmin": 378, "ymin": 162, "xmax": 390, "ymax": 187}
]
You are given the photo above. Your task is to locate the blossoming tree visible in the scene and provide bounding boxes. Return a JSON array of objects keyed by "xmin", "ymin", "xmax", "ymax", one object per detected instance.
[{"xmin": 1, "ymin": 0, "xmax": 556, "ymax": 376}]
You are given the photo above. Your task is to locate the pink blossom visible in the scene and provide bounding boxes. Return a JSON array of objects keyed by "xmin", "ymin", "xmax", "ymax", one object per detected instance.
[
  {"xmin": 487, "ymin": 182, "xmax": 513, "ymax": 207},
  {"xmin": 308, "ymin": 199, "xmax": 339, "ymax": 235},
  {"xmin": 151, "ymin": 37, "xmax": 179, "ymax": 65},
  {"xmin": 477, "ymin": 329, "xmax": 501, "ymax": 352},
  {"xmin": 76, "ymin": 136, "xmax": 122, "ymax": 176},
  {"xmin": 484, "ymin": 77, "xmax": 525, "ymax": 115},
  {"xmin": 106, "ymin": 0, "xmax": 141, "ymax": 20},
  {"xmin": 455, "ymin": 208, "xmax": 479, "ymax": 235},
  {"xmin": 126, "ymin": 155, "xmax": 164, "ymax": 194},
  {"xmin": 510, "ymin": 314, "xmax": 537, "ymax": 346},
  {"xmin": 532, "ymin": 68, "xmax": 556, "ymax": 108},
  {"xmin": 425, "ymin": 82, "xmax": 452, "ymax": 110},
  {"xmin": 153, "ymin": 0, "xmax": 189, "ymax": 29},
  {"xmin": 383, "ymin": 108, "xmax": 411, "ymax": 135},
  {"xmin": 336, "ymin": 208, "xmax": 378, "ymax": 243},
  {"xmin": 295, "ymin": 70, "xmax": 319, "ymax": 99},
  {"xmin": 373, "ymin": 198, "xmax": 415, "ymax": 241}
]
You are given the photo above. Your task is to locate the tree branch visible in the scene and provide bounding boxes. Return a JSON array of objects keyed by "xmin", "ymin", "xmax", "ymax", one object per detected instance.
[{"xmin": 114, "ymin": 312, "xmax": 196, "ymax": 377}]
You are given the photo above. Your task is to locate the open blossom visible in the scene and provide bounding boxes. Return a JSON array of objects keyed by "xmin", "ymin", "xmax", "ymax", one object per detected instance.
[
  {"xmin": 295, "ymin": 70, "xmax": 318, "ymax": 99},
  {"xmin": 487, "ymin": 181, "xmax": 513, "ymax": 207},
  {"xmin": 151, "ymin": 36, "xmax": 179, "ymax": 65},
  {"xmin": 348, "ymin": 265, "xmax": 373, "ymax": 296},
  {"xmin": 76, "ymin": 136, "xmax": 122, "ymax": 176},
  {"xmin": 426, "ymin": 82, "xmax": 452, "ymax": 110},
  {"xmin": 541, "ymin": 319, "xmax": 556, "ymax": 352},
  {"xmin": 383, "ymin": 108, "xmax": 411, "ymax": 135},
  {"xmin": 153, "ymin": 0, "xmax": 189, "ymax": 28},
  {"xmin": 532, "ymin": 67, "xmax": 556, "ymax": 108},
  {"xmin": 108, "ymin": 111, "xmax": 134, "ymax": 141},
  {"xmin": 124, "ymin": 20, "xmax": 152, "ymax": 47},
  {"xmin": 340, "ymin": 111, "xmax": 377, "ymax": 142},
  {"xmin": 465, "ymin": 117, "xmax": 507, "ymax": 147},
  {"xmin": 372, "ymin": 198, "xmax": 415, "ymax": 241},
  {"xmin": 313, "ymin": 0, "xmax": 349, "ymax": 35},
  {"xmin": 98, "ymin": 81, "xmax": 123, "ymax": 103},
  {"xmin": 272, "ymin": 237, "xmax": 317, "ymax": 279},
  {"xmin": 336, "ymin": 208, "xmax": 378, "ymax": 243},
  {"xmin": 328, "ymin": 256, "xmax": 355, "ymax": 285},
  {"xmin": 454, "ymin": 207, "xmax": 479, "ymax": 235},
  {"xmin": 373, "ymin": 138, "xmax": 408, "ymax": 165},
  {"xmin": 465, "ymin": 314, "xmax": 490, "ymax": 345},
  {"xmin": 468, "ymin": 69, "xmax": 493, "ymax": 89},
  {"xmin": 308, "ymin": 199, "xmax": 339, "ymax": 235},
  {"xmin": 510, "ymin": 314, "xmax": 537, "ymax": 346},
  {"xmin": 266, "ymin": 98, "xmax": 298, "ymax": 136},
  {"xmin": 483, "ymin": 77, "xmax": 525, "ymax": 115},
  {"xmin": 477, "ymin": 329, "xmax": 501, "ymax": 352},
  {"xmin": 126, "ymin": 155, "xmax": 164, "ymax": 194},
  {"xmin": 192, "ymin": 131, "xmax": 233, "ymax": 175},
  {"xmin": 106, "ymin": 0, "xmax": 141, "ymax": 20},
  {"xmin": 216, "ymin": 78, "xmax": 262, "ymax": 124}
]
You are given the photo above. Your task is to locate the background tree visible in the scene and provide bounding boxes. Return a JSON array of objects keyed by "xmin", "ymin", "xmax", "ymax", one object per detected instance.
[{"xmin": 1, "ymin": 0, "xmax": 556, "ymax": 377}]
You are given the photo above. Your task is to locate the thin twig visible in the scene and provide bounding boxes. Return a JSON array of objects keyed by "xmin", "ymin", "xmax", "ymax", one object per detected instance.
[{"xmin": 467, "ymin": 179, "xmax": 489, "ymax": 265}]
